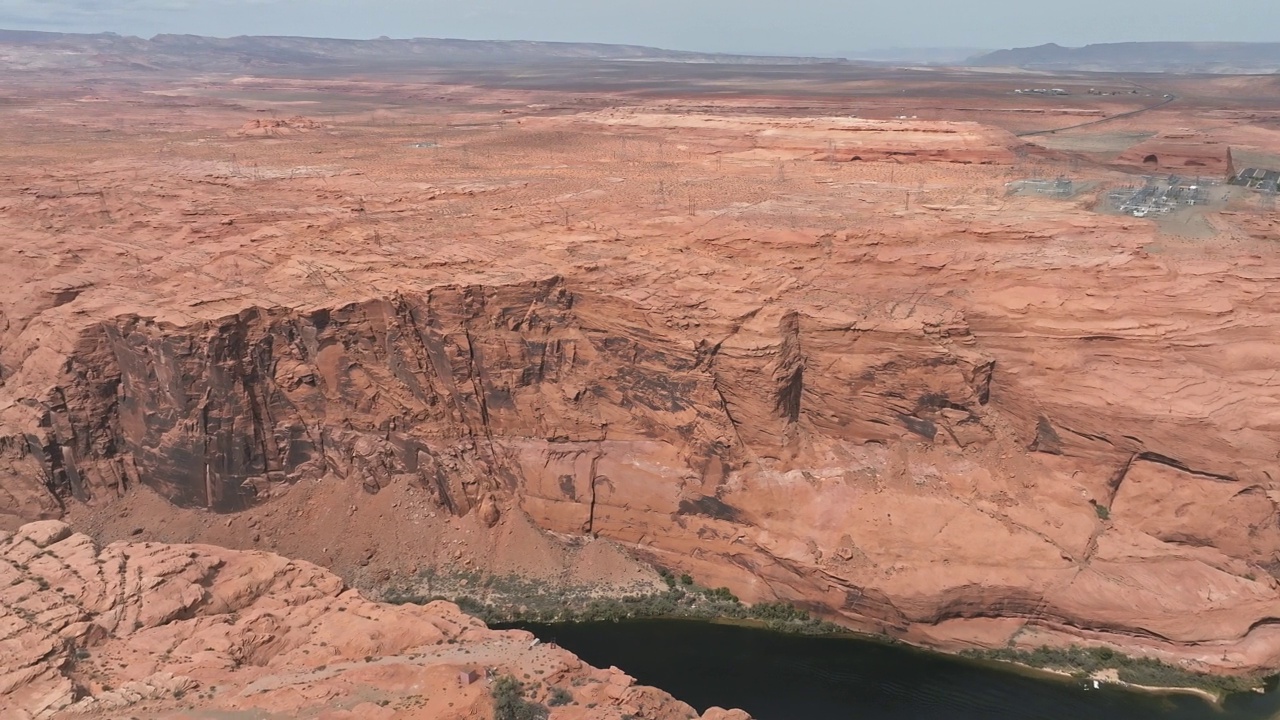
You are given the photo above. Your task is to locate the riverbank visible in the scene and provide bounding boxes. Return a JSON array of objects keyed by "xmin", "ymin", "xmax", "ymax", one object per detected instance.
[
  {"xmin": 507, "ymin": 619, "xmax": 1280, "ymax": 720},
  {"xmin": 1094, "ymin": 669, "xmax": 1224, "ymax": 704},
  {"xmin": 961, "ymin": 645, "xmax": 1269, "ymax": 702},
  {"xmin": 966, "ymin": 654, "xmax": 1226, "ymax": 704},
  {"xmin": 380, "ymin": 567, "xmax": 1269, "ymax": 703},
  {"xmin": 381, "ymin": 566, "xmax": 844, "ymax": 635}
]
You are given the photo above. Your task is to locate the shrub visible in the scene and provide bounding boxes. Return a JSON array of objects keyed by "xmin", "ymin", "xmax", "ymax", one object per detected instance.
[
  {"xmin": 455, "ymin": 596, "xmax": 493, "ymax": 620},
  {"xmin": 547, "ymin": 686, "xmax": 573, "ymax": 706},
  {"xmin": 492, "ymin": 675, "xmax": 548, "ymax": 720},
  {"xmin": 705, "ymin": 587, "xmax": 739, "ymax": 603},
  {"xmin": 1094, "ymin": 504, "xmax": 1110, "ymax": 520},
  {"xmin": 749, "ymin": 602, "xmax": 809, "ymax": 623}
]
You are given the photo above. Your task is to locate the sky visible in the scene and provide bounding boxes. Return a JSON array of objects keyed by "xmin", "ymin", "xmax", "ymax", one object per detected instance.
[{"xmin": 1, "ymin": 0, "xmax": 1279, "ymax": 55}]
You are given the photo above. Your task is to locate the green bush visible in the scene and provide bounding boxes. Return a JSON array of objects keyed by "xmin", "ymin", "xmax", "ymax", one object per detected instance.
[
  {"xmin": 705, "ymin": 587, "xmax": 739, "ymax": 603},
  {"xmin": 1094, "ymin": 504, "xmax": 1110, "ymax": 520},
  {"xmin": 492, "ymin": 676, "xmax": 549, "ymax": 720},
  {"xmin": 547, "ymin": 686, "xmax": 574, "ymax": 706},
  {"xmin": 749, "ymin": 602, "xmax": 809, "ymax": 622},
  {"xmin": 454, "ymin": 596, "xmax": 488, "ymax": 616}
]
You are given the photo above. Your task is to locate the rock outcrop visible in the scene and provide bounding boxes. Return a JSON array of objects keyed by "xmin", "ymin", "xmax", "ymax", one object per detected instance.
[
  {"xmin": 236, "ymin": 116, "xmax": 324, "ymax": 138},
  {"xmin": 1115, "ymin": 131, "xmax": 1233, "ymax": 173},
  {"xmin": 534, "ymin": 112, "xmax": 1027, "ymax": 165},
  {"xmin": 0, "ymin": 521, "xmax": 737, "ymax": 719}
]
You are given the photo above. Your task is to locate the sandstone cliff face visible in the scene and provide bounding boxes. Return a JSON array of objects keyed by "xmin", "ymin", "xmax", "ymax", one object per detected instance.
[
  {"xmin": 0, "ymin": 521, "xmax": 741, "ymax": 720},
  {"xmin": 4, "ymin": 279, "xmax": 745, "ymax": 520},
  {"xmin": 4, "ymin": 87, "xmax": 1280, "ymax": 677},
  {"xmin": 5, "ymin": 268, "xmax": 1279, "ymax": 672}
]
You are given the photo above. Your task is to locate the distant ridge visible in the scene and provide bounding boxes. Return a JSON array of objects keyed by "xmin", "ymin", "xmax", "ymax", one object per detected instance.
[
  {"xmin": 839, "ymin": 47, "xmax": 991, "ymax": 66},
  {"xmin": 0, "ymin": 29, "xmax": 848, "ymax": 71},
  {"xmin": 969, "ymin": 42, "xmax": 1280, "ymax": 73}
]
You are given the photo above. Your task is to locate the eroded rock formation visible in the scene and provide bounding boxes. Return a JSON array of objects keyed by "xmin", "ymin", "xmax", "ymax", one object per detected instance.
[
  {"xmin": 0, "ymin": 521, "xmax": 742, "ymax": 719},
  {"xmin": 5, "ymin": 267, "xmax": 1280, "ymax": 673}
]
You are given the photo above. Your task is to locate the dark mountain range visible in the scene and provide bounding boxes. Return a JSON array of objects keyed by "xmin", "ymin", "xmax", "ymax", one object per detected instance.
[
  {"xmin": 0, "ymin": 29, "xmax": 846, "ymax": 72},
  {"xmin": 970, "ymin": 42, "xmax": 1280, "ymax": 73}
]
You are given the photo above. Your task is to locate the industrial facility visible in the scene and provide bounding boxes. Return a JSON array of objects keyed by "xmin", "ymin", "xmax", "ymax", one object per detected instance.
[
  {"xmin": 1106, "ymin": 176, "xmax": 1211, "ymax": 217},
  {"xmin": 1006, "ymin": 177, "xmax": 1077, "ymax": 198},
  {"xmin": 1229, "ymin": 166, "xmax": 1280, "ymax": 193}
]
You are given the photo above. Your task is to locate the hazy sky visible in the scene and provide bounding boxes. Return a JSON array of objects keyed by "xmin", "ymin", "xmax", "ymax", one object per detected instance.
[{"xmin": 2, "ymin": 0, "xmax": 1279, "ymax": 54}]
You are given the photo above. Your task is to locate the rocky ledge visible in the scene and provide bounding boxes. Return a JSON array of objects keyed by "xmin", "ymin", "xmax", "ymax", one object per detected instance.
[{"xmin": 0, "ymin": 521, "xmax": 747, "ymax": 720}]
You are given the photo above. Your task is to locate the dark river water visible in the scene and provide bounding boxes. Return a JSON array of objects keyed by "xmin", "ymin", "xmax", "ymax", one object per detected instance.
[{"xmin": 507, "ymin": 620, "xmax": 1280, "ymax": 720}]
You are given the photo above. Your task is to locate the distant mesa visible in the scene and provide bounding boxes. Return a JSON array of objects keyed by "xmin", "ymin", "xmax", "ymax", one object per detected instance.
[
  {"xmin": 0, "ymin": 29, "xmax": 849, "ymax": 72},
  {"xmin": 970, "ymin": 41, "xmax": 1280, "ymax": 73}
]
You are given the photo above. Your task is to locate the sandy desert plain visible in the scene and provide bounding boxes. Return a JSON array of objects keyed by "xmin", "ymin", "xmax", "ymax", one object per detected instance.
[{"xmin": 4, "ymin": 53, "xmax": 1280, "ymax": 718}]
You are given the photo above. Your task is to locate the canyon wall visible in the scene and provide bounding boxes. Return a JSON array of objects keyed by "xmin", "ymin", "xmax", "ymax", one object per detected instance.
[{"xmin": 4, "ymin": 269, "xmax": 1280, "ymax": 672}]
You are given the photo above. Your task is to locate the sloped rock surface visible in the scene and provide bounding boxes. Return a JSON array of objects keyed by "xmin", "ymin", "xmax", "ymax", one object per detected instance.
[{"xmin": 0, "ymin": 521, "xmax": 733, "ymax": 719}]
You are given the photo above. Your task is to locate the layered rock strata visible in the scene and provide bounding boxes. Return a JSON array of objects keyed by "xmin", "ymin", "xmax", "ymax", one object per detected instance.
[{"xmin": 4, "ymin": 270, "xmax": 1279, "ymax": 673}]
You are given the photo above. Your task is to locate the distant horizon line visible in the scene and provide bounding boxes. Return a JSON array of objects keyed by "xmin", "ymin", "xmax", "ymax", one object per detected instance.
[{"xmin": 3, "ymin": 27, "xmax": 1280, "ymax": 58}]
